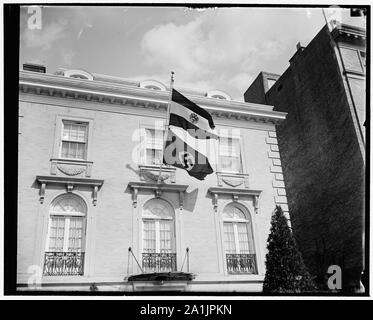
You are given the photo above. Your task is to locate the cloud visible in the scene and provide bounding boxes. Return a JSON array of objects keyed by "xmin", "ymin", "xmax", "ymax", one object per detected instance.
[
  {"xmin": 22, "ymin": 19, "xmax": 68, "ymax": 52},
  {"xmin": 141, "ymin": 18, "xmax": 210, "ymax": 78},
  {"xmin": 140, "ymin": 9, "xmax": 300, "ymax": 100},
  {"xmin": 77, "ymin": 23, "xmax": 93, "ymax": 40},
  {"xmin": 63, "ymin": 50, "xmax": 75, "ymax": 66},
  {"xmin": 228, "ymin": 73, "xmax": 254, "ymax": 100}
]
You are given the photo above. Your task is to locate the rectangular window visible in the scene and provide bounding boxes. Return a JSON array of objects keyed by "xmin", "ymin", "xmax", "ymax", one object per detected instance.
[
  {"xmin": 47, "ymin": 216, "xmax": 85, "ymax": 252},
  {"xmin": 224, "ymin": 222, "xmax": 251, "ymax": 255},
  {"xmin": 143, "ymin": 220, "xmax": 156, "ymax": 253},
  {"xmin": 143, "ymin": 219, "xmax": 173, "ymax": 253},
  {"xmin": 60, "ymin": 121, "xmax": 88, "ymax": 160},
  {"xmin": 237, "ymin": 223, "xmax": 250, "ymax": 254},
  {"xmin": 145, "ymin": 128, "xmax": 163, "ymax": 165},
  {"xmin": 219, "ymin": 137, "xmax": 242, "ymax": 173},
  {"xmin": 339, "ymin": 47, "xmax": 364, "ymax": 73},
  {"xmin": 48, "ymin": 217, "xmax": 65, "ymax": 252},
  {"xmin": 68, "ymin": 217, "xmax": 84, "ymax": 252},
  {"xmin": 223, "ymin": 223, "xmax": 236, "ymax": 254},
  {"xmin": 359, "ymin": 51, "xmax": 366, "ymax": 69},
  {"xmin": 159, "ymin": 221, "xmax": 172, "ymax": 253}
]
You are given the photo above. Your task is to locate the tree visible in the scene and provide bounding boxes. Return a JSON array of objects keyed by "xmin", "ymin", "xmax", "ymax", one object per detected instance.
[{"xmin": 263, "ymin": 206, "xmax": 316, "ymax": 293}]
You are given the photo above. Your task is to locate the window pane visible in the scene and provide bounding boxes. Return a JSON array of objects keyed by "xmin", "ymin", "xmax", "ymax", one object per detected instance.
[
  {"xmin": 63, "ymin": 122, "xmax": 87, "ymax": 142},
  {"xmin": 61, "ymin": 141, "xmax": 69, "ymax": 158},
  {"xmin": 61, "ymin": 141, "xmax": 86, "ymax": 159},
  {"xmin": 48, "ymin": 217, "xmax": 65, "ymax": 252},
  {"xmin": 340, "ymin": 47, "xmax": 364, "ymax": 73},
  {"xmin": 159, "ymin": 221, "xmax": 172, "ymax": 253},
  {"xmin": 76, "ymin": 143, "xmax": 85, "ymax": 159},
  {"xmin": 219, "ymin": 138, "xmax": 242, "ymax": 172},
  {"xmin": 68, "ymin": 217, "xmax": 84, "ymax": 252},
  {"xmin": 237, "ymin": 223, "xmax": 250, "ymax": 254},
  {"xmin": 146, "ymin": 149, "xmax": 162, "ymax": 165},
  {"xmin": 145, "ymin": 129, "xmax": 163, "ymax": 165},
  {"xmin": 143, "ymin": 221, "xmax": 156, "ymax": 253},
  {"xmin": 223, "ymin": 223, "xmax": 236, "ymax": 254},
  {"xmin": 53, "ymin": 196, "xmax": 86, "ymax": 214},
  {"xmin": 61, "ymin": 122, "xmax": 87, "ymax": 159}
]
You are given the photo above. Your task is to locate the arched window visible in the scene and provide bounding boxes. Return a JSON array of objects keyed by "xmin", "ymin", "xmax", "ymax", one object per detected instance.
[
  {"xmin": 206, "ymin": 90, "xmax": 231, "ymax": 100},
  {"xmin": 222, "ymin": 203, "xmax": 257, "ymax": 274},
  {"xmin": 63, "ymin": 69, "xmax": 94, "ymax": 80},
  {"xmin": 144, "ymin": 85, "xmax": 162, "ymax": 90},
  {"xmin": 139, "ymin": 80, "xmax": 167, "ymax": 91},
  {"xmin": 211, "ymin": 94, "xmax": 227, "ymax": 100},
  {"xmin": 43, "ymin": 194, "xmax": 87, "ymax": 276},
  {"xmin": 142, "ymin": 198, "xmax": 176, "ymax": 272}
]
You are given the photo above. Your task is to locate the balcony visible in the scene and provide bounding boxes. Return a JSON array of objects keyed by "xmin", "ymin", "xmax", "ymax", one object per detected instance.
[
  {"xmin": 142, "ymin": 253, "xmax": 177, "ymax": 273},
  {"xmin": 43, "ymin": 252, "xmax": 85, "ymax": 276},
  {"xmin": 226, "ymin": 254, "xmax": 257, "ymax": 274}
]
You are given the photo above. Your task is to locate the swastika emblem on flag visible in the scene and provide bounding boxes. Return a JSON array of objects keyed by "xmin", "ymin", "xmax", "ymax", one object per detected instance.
[{"xmin": 178, "ymin": 151, "xmax": 195, "ymax": 171}]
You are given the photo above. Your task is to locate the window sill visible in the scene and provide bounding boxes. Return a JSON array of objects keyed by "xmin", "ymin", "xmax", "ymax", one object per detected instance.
[
  {"xmin": 138, "ymin": 164, "xmax": 176, "ymax": 183},
  {"xmin": 216, "ymin": 171, "xmax": 250, "ymax": 188},
  {"xmin": 50, "ymin": 158, "xmax": 93, "ymax": 178}
]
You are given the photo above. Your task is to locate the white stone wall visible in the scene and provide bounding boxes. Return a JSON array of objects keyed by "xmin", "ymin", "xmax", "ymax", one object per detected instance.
[{"xmin": 17, "ymin": 89, "xmax": 288, "ymax": 291}]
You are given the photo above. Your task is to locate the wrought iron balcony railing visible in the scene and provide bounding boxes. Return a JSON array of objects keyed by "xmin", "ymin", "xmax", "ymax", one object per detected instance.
[
  {"xmin": 226, "ymin": 253, "xmax": 257, "ymax": 274},
  {"xmin": 43, "ymin": 252, "xmax": 85, "ymax": 276},
  {"xmin": 142, "ymin": 253, "xmax": 177, "ymax": 273}
]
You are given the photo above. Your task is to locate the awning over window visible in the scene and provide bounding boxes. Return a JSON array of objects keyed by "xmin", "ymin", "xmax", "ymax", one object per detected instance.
[{"xmin": 127, "ymin": 272, "xmax": 195, "ymax": 282}]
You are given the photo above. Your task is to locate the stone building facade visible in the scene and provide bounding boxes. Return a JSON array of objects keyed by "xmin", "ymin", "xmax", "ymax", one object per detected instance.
[
  {"xmin": 244, "ymin": 23, "xmax": 366, "ymax": 291},
  {"xmin": 18, "ymin": 65, "xmax": 288, "ymax": 292}
]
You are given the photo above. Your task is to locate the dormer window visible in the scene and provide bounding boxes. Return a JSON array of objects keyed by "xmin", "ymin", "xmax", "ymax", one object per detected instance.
[
  {"xmin": 63, "ymin": 69, "xmax": 94, "ymax": 81},
  {"xmin": 70, "ymin": 74, "xmax": 88, "ymax": 80},
  {"xmin": 140, "ymin": 80, "xmax": 166, "ymax": 91},
  {"xmin": 144, "ymin": 85, "xmax": 162, "ymax": 91},
  {"xmin": 206, "ymin": 90, "xmax": 231, "ymax": 101},
  {"xmin": 211, "ymin": 95, "xmax": 227, "ymax": 100}
]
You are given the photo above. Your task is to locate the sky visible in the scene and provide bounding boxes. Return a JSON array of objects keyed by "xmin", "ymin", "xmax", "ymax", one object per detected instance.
[{"xmin": 20, "ymin": 5, "xmax": 366, "ymax": 101}]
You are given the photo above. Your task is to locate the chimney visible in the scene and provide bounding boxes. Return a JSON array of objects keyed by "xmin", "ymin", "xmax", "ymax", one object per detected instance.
[
  {"xmin": 23, "ymin": 63, "xmax": 46, "ymax": 73},
  {"xmin": 289, "ymin": 42, "xmax": 305, "ymax": 64}
]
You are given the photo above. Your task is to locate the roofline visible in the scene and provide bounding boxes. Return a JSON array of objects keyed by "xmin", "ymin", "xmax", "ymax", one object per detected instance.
[{"xmin": 19, "ymin": 70, "xmax": 287, "ymax": 124}]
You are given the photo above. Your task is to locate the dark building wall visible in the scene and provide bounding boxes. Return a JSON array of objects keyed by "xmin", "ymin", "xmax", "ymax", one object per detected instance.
[
  {"xmin": 244, "ymin": 72, "xmax": 280, "ymax": 104},
  {"xmin": 245, "ymin": 25, "xmax": 365, "ymax": 290},
  {"xmin": 244, "ymin": 73, "xmax": 266, "ymax": 104}
]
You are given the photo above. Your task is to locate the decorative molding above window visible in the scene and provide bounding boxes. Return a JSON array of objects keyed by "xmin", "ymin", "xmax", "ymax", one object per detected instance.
[
  {"xmin": 138, "ymin": 165, "xmax": 176, "ymax": 183},
  {"xmin": 127, "ymin": 182, "xmax": 188, "ymax": 210},
  {"xmin": 36, "ymin": 175, "xmax": 104, "ymax": 206},
  {"xmin": 208, "ymin": 187, "xmax": 261, "ymax": 214},
  {"xmin": 50, "ymin": 158, "xmax": 93, "ymax": 178},
  {"xmin": 216, "ymin": 172, "xmax": 250, "ymax": 188}
]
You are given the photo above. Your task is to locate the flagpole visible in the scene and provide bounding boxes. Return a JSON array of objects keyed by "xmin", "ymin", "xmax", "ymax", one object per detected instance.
[{"xmin": 157, "ymin": 71, "xmax": 174, "ymax": 184}]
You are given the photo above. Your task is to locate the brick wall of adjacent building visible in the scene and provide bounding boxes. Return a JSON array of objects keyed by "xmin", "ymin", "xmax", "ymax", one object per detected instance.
[{"xmin": 244, "ymin": 24, "xmax": 365, "ymax": 290}]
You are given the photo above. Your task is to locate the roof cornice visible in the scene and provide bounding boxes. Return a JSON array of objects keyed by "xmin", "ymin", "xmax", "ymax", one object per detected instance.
[
  {"xmin": 19, "ymin": 70, "xmax": 287, "ymax": 124},
  {"xmin": 331, "ymin": 23, "xmax": 366, "ymax": 45}
]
